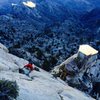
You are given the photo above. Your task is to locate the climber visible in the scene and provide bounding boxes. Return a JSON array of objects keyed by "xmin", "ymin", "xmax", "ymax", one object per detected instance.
[
  {"xmin": 19, "ymin": 62, "xmax": 40, "ymax": 76},
  {"xmin": 24, "ymin": 63, "xmax": 34, "ymax": 71},
  {"xmin": 19, "ymin": 62, "xmax": 34, "ymax": 76}
]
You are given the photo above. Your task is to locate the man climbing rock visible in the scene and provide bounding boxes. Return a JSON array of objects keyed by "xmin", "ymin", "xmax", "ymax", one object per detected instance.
[
  {"xmin": 19, "ymin": 62, "xmax": 34, "ymax": 76},
  {"xmin": 19, "ymin": 62, "xmax": 40, "ymax": 76},
  {"xmin": 24, "ymin": 63, "xmax": 34, "ymax": 71}
]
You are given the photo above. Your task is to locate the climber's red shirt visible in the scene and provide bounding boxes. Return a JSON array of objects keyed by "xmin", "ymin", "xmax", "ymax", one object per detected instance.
[{"xmin": 24, "ymin": 64, "xmax": 34, "ymax": 71}]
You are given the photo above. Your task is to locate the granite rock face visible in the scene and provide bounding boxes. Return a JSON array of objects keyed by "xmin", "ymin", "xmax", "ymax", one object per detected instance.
[{"xmin": 0, "ymin": 43, "xmax": 95, "ymax": 100}]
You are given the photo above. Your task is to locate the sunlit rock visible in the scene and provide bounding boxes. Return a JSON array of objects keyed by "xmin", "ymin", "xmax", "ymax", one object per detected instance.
[
  {"xmin": 78, "ymin": 44, "xmax": 98, "ymax": 60},
  {"xmin": 23, "ymin": 1, "xmax": 36, "ymax": 8}
]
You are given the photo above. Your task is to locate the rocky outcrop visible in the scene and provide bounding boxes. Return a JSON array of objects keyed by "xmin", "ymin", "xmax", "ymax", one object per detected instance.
[{"xmin": 52, "ymin": 45, "xmax": 100, "ymax": 99}]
